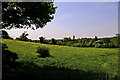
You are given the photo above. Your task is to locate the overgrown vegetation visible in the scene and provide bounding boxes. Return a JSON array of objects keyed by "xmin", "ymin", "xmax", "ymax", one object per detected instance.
[{"xmin": 37, "ymin": 46, "xmax": 50, "ymax": 58}]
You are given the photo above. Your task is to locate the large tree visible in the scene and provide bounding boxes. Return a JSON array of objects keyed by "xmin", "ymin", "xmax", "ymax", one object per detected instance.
[
  {"xmin": 2, "ymin": 30, "xmax": 13, "ymax": 39},
  {"xmin": 39, "ymin": 36, "xmax": 45, "ymax": 43},
  {"xmin": 19, "ymin": 31, "xmax": 29, "ymax": 41},
  {"xmin": 2, "ymin": 2, "xmax": 57, "ymax": 30}
]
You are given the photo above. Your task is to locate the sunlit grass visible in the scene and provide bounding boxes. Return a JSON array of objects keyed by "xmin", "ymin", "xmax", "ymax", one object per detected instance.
[{"xmin": 3, "ymin": 39, "xmax": 119, "ymax": 79}]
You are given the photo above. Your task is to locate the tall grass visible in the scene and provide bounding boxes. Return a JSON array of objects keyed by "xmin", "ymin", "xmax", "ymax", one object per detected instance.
[{"xmin": 2, "ymin": 39, "xmax": 119, "ymax": 80}]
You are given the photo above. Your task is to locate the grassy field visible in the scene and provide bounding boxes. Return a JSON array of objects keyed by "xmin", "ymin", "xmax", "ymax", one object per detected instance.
[{"xmin": 2, "ymin": 39, "xmax": 119, "ymax": 80}]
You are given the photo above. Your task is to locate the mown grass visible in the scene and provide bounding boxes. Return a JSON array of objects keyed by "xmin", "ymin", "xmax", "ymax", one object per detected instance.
[{"xmin": 2, "ymin": 39, "xmax": 119, "ymax": 80}]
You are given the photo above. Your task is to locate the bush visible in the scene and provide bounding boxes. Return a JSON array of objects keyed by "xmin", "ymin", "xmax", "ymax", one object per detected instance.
[
  {"xmin": 86, "ymin": 41, "xmax": 93, "ymax": 47},
  {"xmin": 108, "ymin": 43, "xmax": 116, "ymax": 48},
  {"xmin": 66, "ymin": 42, "xmax": 73, "ymax": 46},
  {"xmin": 72, "ymin": 43, "xmax": 80, "ymax": 47},
  {"xmin": 95, "ymin": 43, "xmax": 102, "ymax": 48},
  {"xmin": 39, "ymin": 36, "xmax": 45, "ymax": 43},
  {"xmin": 51, "ymin": 38, "xmax": 56, "ymax": 44},
  {"xmin": 80, "ymin": 43, "xmax": 86, "ymax": 47},
  {"xmin": 37, "ymin": 46, "xmax": 50, "ymax": 58}
]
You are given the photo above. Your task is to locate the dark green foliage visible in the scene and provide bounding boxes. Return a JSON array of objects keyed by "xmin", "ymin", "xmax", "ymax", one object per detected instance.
[
  {"xmin": 110, "ymin": 38, "xmax": 118, "ymax": 47},
  {"xmin": 2, "ymin": 30, "xmax": 9, "ymax": 39},
  {"xmin": 77, "ymin": 38, "xmax": 82, "ymax": 43},
  {"xmin": 87, "ymin": 40, "xmax": 94, "ymax": 47},
  {"xmin": 2, "ymin": 43, "xmax": 8, "ymax": 50},
  {"xmin": 2, "ymin": 63, "xmax": 115, "ymax": 80},
  {"xmin": 66, "ymin": 42, "xmax": 73, "ymax": 46},
  {"xmin": 2, "ymin": 2, "xmax": 57, "ymax": 29},
  {"xmin": 28, "ymin": 39, "xmax": 33, "ymax": 42},
  {"xmin": 63, "ymin": 37, "xmax": 69, "ymax": 42},
  {"xmin": 73, "ymin": 35, "xmax": 75, "ymax": 40},
  {"xmin": 14, "ymin": 33, "xmax": 120, "ymax": 48},
  {"xmin": 16, "ymin": 31, "xmax": 29, "ymax": 41},
  {"xmin": 101, "ymin": 38, "xmax": 110, "ymax": 43},
  {"xmin": 39, "ymin": 36, "xmax": 45, "ymax": 43},
  {"xmin": 95, "ymin": 43, "xmax": 117, "ymax": 48},
  {"xmin": 81, "ymin": 38, "xmax": 89, "ymax": 44},
  {"xmin": 44, "ymin": 35, "xmax": 119, "ymax": 48},
  {"xmin": 108, "ymin": 42, "xmax": 117, "ymax": 48},
  {"xmin": 51, "ymin": 38, "xmax": 56, "ymax": 44},
  {"xmin": 80, "ymin": 43, "xmax": 87, "ymax": 47},
  {"xmin": 72, "ymin": 43, "xmax": 80, "ymax": 47},
  {"xmin": 63, "ymin": 37, "xmax": 71, "ymax": 42},
  {"xmin": 95, "ymin": 43, "xmax": 102, "ymax": 48},
  {"xmin": 56, "ymin": 40, "xmax": 63, "ymax": 45},
  {"xmin": 68, "ymin": 37, "xmax": 71, "ymax": 42},
  {"xmin": 32, "ymin": 40, "xmax": 40, "ymax": 43},
  {"xmin": 2, "ymin": 43, "xmax": 18, "ymax": 79},
  {"xmin": 113, "ymin": 34, "xmax": 120, "ymax": 47},
  {"xmin": 2, "ymin": 43, "xmax": 18, "ymax": 64},
  {"xmin": 37, "ymin": 46, "xmax": 50, "ymax": 58},
  {"xmin": 116, "ymin": 33, "xmax": 120, "ymax": 37},
  {"xmin": 94, "ymin": 36, "xmax": 98, "ymax": 41},
  {"xmin": 2, "ymin": 43, "xmax": 18, "ymax": 80},
  {"xmin": 2, "ymin": 30, "xmax": 13, "ymax": 39}
]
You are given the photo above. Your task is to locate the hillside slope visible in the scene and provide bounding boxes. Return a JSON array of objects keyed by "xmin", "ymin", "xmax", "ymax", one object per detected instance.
[{"xmin": 2, "ymin": 39, "xmax": 119, "ymax": 80}]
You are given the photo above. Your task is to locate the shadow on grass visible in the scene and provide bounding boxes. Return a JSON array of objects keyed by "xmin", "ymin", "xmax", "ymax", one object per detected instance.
[
  {"xmin": 2, "ymin": 44, "xmax": 118, "ymax": 80},
  {"xmin": 2, "ymin": 61, "xmax": 119, "ymax": 80},
  {"xmin": 37, "ymin": 54, "xmax": 54, "ymax": 58}
]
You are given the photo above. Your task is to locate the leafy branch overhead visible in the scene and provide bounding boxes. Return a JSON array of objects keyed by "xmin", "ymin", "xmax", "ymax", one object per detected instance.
[{"xmin": 2, "ymin": 2, "xmax": 57, "ymax": 30}]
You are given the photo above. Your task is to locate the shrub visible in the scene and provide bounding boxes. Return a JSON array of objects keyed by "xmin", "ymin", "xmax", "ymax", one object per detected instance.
[
  {"xmin": 101, "ymin": 44, "xmax": 106, "ymax": 48},
  {"xmin": 63, "ymin": 37, "xmax": 69, "ymax": 42},
  {"xmin": 37, "ymin": 46, "xmax": 50, "ymax": 58},
  {"xmin": 95, "ymin": 43, "xmax": 102, "ymax": 48},
  {"xmin": 108, "ymin": 42, "xmax": 116, "ymax": 48},
  {"xmin": 57, "ymin": 41, "xmax": 62, "ymax": 45},
  {"xmin": 66, "ymin": 42, "xmax": 73, "ymax": 46},
  {"xmin": 80, "ymin": 43, "xmax": 86, "ymax": 47},
  {"xmin": 72, "ymin": 43, "xmax": 80, "ymax": 47},
  {"xmin": 19, "ymin": 31, "xmax": 29, "ymax": 41},
  {"xmin": 51, "ymin": 38, "xmax": 56, "ymax": 44},
  {"xmin": 39, "ymin": 36, "xmax": 45, "ymax": 43},
  {"xmin": 86, "ymin": 41, "xmax": 93, "ymax": 47}
]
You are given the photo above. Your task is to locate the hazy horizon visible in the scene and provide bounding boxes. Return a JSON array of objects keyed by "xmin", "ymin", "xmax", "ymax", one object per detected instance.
[{"xmin": 5, "ymin": 2, "xmax": 118, "ymax": 40}]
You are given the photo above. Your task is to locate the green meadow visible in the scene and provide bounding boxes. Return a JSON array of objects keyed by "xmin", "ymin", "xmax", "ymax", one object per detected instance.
[{"xmin": 2, "ymin": 39, "xmax": 119, "ymax": 80}]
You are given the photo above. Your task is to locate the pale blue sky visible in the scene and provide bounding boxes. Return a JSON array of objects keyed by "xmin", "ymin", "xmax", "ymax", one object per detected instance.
[{"xmin": 6, "ymin": 2, "xmax": 118, "ymax": 40}]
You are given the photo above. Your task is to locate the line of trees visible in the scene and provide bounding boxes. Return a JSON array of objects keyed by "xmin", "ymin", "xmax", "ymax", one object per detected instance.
[
  {"xmin": 14, "ymin": 32, "xmax": 120, "ymax": 48},
  {"xmin": 2, "ymin": 30, "xmax": 120, "ymax": 48}
]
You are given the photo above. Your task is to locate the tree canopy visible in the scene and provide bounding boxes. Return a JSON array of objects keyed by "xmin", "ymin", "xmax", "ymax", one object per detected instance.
[
  {"xmin": 2, "ymin": 30, "xmax": 13, "ymax": 39},
  {"xmin": 2, "ymin": 30, "xmax": 9, "ymax": 38},
  {"xmin": 15, "ymin": 31, "xmax": 29, "ymax": 41},
  {"xmin": 2, "ymin": 2, "xmax": 57, "ymax": 30},
  {"xmin": 39, "ymin": 36, "xmax": 45, "ymax": 43}
]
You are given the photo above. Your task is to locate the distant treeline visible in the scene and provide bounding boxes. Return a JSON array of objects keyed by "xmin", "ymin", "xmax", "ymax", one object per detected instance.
[
  {"xmin": 30, "ymin": 35, "xmax": 120, "ymax": 48},
  {"xmin": 2, "ymin": 30, "xmax": 120, "ymax": 48}
]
